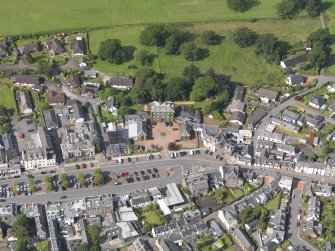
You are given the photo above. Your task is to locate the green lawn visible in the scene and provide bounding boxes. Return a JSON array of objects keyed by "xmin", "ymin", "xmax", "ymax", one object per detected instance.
[
  {"xmin": 142, "ymin": 210, "xmax": 163, "ymax": 225},
  {"xmin": 265, "ymin": 191, "xmax": 282, "ymax": 210},
  {"xmin": 0, "ymin": 0, "xmax": 312, "ymax": 36},
  {"xmin": 100, "ymin": 109, "xmax": 118, "ymax": 122},
  {"xmin": 0, "ymin": 85, "xmax": 15, "ymax": 109},
  {"xmin": 90, "ymin": 19, "xmax": 319, "ymax": 85},
  {"xmin": 229, "ymin": 188, "xmax": 244, "ymax": 198}
]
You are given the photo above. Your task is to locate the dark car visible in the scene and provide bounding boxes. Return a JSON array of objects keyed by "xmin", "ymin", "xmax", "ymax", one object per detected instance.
[
  {"xmin": 136, "ymin": 177, "xmax": 140, "ymax": 181},
  {"xmin": 127, "ymin": 157, "xmax": 132, "ymax": 163},
  {"xmin": 205, "ymin": 149, "xmax": 209, "ymax": 154},
  {"xmin": 76, "ymin": 165, "xmax": 80, "ymax": 170},
  {"xmin": 147, "ymin": 169, "xmax": 152, "ymax": 174},
  {"xmin": 152, "ymin": 173, "xmax": 156, "ymax": 178},
  {"xmin": 209, "ymin": 151, "xmax": 213, "ymax": 155},
  {"xmin": 90, "ymin": 163, "xmax": 94, "ymax": 167},
  {"xmin": 195, "ymin": 150, "xmax": 200, "ymax": 154},
  {"xmin": 140, "ymin": 170, "xmax": 145, "ymax": 175},
  {"xmin": 41, "ymin": 171, "xmax": 47, "ymax": 174},
  {"xmin": 60, "ymin": 195, "xmax": 67, "ymax": 199},
  {"xmin": 134, "ymin": 171, "xmax": 138, "ymax": 176},
  {"xmin": 153, "ymin": 168, "xmax": 158, "ymax": 173},
  {"xmin": 219, "ymin": 157, "xmax": 224, "ymax": 161},
  {"xmin": 215, "ymin": 155, "xmax": 220, "ymax": 159}
]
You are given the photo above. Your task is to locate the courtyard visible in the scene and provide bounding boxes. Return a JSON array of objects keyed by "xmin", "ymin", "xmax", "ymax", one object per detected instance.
[{"xmin": 137, "ymin": 122, "xmax": 198, "ymax": 151}]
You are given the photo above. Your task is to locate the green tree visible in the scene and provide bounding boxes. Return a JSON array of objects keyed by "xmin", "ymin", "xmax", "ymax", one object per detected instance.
[
  {"xmin": 29, "ymin": 178, "xmax": 35, "ymax": 193},
  {"xmin": 98, "ymin": 86, "xmax": 119, "ymax": 100},
  {"xmin": 98, "ymin": 39, "xmax": 125, "ymax": 65},
  {"xmin": 79, "ymin": 243, "xmax": 90, "ymax": 251},
  {"xmin": 165, "ymin": 34, "xmax": 182, "ymax": 55},
  {"xmin": 136, "ymin": 50, "xmax": 154, "ymax": 66},
  {"xmin": 306, "ymin": 0, "xmax": 322, "ymax": 17},
  {"xmin": 37, "ymin": 60, "xmax": 52, "ymax": 76},
  {"xmin": 308, "ymin": 41, "xmax": 328, "ymax": 69},
  {"xmin": 254, "ymin": 33, "xmax": 281, "ymax": 63},
  {"xmin": 190, "ymin": 77, "xmax": 217, "ymax": 101},
  {"xmin": 226, "ymin": 0, "xmax": 249, "ymax": 12},
  {"xmin": 165, "ymin": 77, "xmax": 191, "ymax": 101},
  {"xmin": 181, "ymin": 43, "xmax": 201, "ymax": 61},
  {"xmin": 24, "ymin": 52, "xmax": 33, "ymax": 64},
  {"xmin": 118, "ymin": 106, "xmax": 129, "ymax": 118},
  {"xmin": 201, "ymin": 30, "xmax": 221, "ymax": 45},
  {"xmin": 276, "ymin": 0, "xmax": 297, "ymax": 19},
  {"xmin": 93, "ymin": 138, "xmax": 103, "ymax": 153},
  {"xmin": 13, "ymin": 214, "xmax": 30, "ymax": 242},
  {"xmin": 182, "ymin": 64, "xmax": 201, "ymax": 83},
  {"xmin": 139, "ymin": 25, "xmax": 171, "ymax": 47},
  {"xmin": 12, "ymin": 180, "xmax": 18, "ymax": 194},
  {"xmin": 0, "ymin": 124, "xmax": 10, "ymax": 134},
  {"xmin": 60, "ymin": 173, "xmax": 69, "ymax": 188},
  {"xmin": 308, "ymin": 28, "xmax": 331, "ymax": 47},
  {"xmin": 87, "ymin": 224, "xmax": 101, "ymax": 245},
  {"xmin": 78, "ymin": 172, "xmax": 85, "ymax": 186},
  {"xmin": 93, "ymin": 169, "xmax": 104, "ymax": 185},
  {"xmin": 233, "ymin": 27, "xmax": 258, "ymax": 48}
]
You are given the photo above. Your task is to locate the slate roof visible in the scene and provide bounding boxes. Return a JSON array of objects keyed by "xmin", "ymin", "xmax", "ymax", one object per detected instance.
[
  {"xmin": 70, "ymin": 39, "xmax": 85, "ymax": 54},
  {"xmin": 47, "ymin": 90, "xmax": 65, "ymax": 105},
  {"xmin": 46, "ymin": 38, "xmax": 65, "ymax": 54},
  {"xmin": 43, "ymin": 110, "xmax": 59, "ymax": 129},
  {"xmin": 109, "ymin": 76, "xmax": 134, "ymax": 88},
  {"xmin": 22, "ymin": 42, "xmax": 39, "ymax": 54},
  {"xmin": 230, "ymin": 111, "xmax": 245, "ymax": 124},
  {"xmin": 247, "ymin": 109, "xmax": 267, "ymax": 127},
  {"xmin": 257, "ymin": 88, "xmax": 279, "ymax": 100},
  {"xmin": 282, "ymin": 108, "xmax": 300, "ymax": 122},
  {"xmin": 233, "ymin": 85, "xmax": 245, "ymax": 101},
  {"xmin": 15, "ymin": 74, "xmax": 41, "ymax": 85},
  {"xmin": 67, "ymin": 74, "xmax": 81, "ymax": 89},
  {"xmin": 309, "ymin": 95, "xmax": 326, "ymax": 107},
  {"xmin": 288, "ymin": 74, "xmax": 304, "ymax": 85},
  {"xmin": 282, "ymin": 51, "xmax": 308, "ymax": 68}
]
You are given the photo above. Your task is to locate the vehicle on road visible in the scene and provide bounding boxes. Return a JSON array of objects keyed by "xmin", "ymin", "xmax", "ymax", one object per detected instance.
[
  {"xmin": 205, "ymin": 149, "xmax": 209, "ymax": 154},
  {"xmin": 195, "ymin": 150, "xmax": 200, "ymax": 154},
  {"xmin": 147, "ymin": 169, "xmax": 152, "ymax": 174},
  {"xmin": 81, "ymin": 163, "xmax": 86, "ymax": 169},
  {"xmin": 76, "ymin": 165, "xmax": 80, "ymax": 170},
  {"xmin": 60, "ymin": 196, "xmax": 67, "ymax": 199},
  {"xmin": 219, "ymin": 157, "xmax": 224, "ymax": 161},
  {"xmin": 90, "ymin": 163, "xmax": 94, "ymax": 167},
  {"xmin": 189, "ymin": 150, "xmax": 194, "ymax": 156}
]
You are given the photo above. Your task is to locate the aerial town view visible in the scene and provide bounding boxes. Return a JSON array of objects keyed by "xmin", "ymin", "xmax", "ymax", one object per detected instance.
[{"xmin": 0, "ymin": 0, "xmax": 334, "ymax": 251}]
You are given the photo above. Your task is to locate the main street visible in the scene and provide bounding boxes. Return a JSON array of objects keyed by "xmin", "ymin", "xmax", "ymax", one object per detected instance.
[{"xmin": 3, "ymin": 155, "xmax": 335, "ymax": 205}]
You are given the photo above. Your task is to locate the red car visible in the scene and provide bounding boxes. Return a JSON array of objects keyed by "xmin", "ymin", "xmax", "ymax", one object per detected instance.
[
  {"xmin": 297, "ymin": 208, "xmax": 302, "ymax": 214},
  {"xmin": 81, "ymin": 163, "xmax": 86, "ymax": 169}
]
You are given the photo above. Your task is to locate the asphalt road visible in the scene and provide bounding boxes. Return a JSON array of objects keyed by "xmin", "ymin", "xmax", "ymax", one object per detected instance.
[{"xmin": 3, "ymin": 156, "xmax": 335, "ymax": 205}]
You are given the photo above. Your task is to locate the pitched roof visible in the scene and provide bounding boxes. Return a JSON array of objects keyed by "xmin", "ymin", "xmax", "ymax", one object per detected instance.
[
  {"xmin": 67, "ymin": 74, "xmax": 81, "ymax": 88},
  {"xmin": 233, "ymin": 85, "xmax": 245, "ymax": 101},
  {"xmin": 288, "ymin": 74, "xmax": 304, "ymax": 85},
  {"xmin": 22, "ymin": 42, "xmax": 39, "ymax": 54},
  {"xmin": 43, "ymin": 110, "xmax": 59, "ymax": 129},
  {"xmin": 15, "ymin": 74, "xmax": 41, "ymax": 85},
  {"xmin": 257, "ymin": 88, "xmax": 279, "ymax": 100},
  {"xmin": 151, "ymin": 101, "xmax": 175, "ymax": 113},
  {"xmin": 46, "ymin": 38, "xmax": 65, "ymax": 54},
  {"xmin": 20, "ymin": 91, "xmax": 33, "ymax": 111},
  {"xmin": 70, "ymin": 39, "xmax": 85, "ymax": 54},
  {"xmin": 309, "ymin": 95, "xmax": 326, "ymax": 107},
  {"xmin": 282, "ymin": 51, "xmax": 308, "ymax": 68},
  {"xmin": 47, "ymin": 90, "xmax": 65, "ymax": 105},
  {"xmin": 109, "ymin": 76, "xmax": 134, "ymax": 87},
  {"xmin": 230, "ymin": 111, "xmax": 246, "ymax": 123}
]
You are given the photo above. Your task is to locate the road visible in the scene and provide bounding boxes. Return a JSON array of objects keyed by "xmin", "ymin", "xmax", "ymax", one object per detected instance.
[
  {"xmin": 253, "ymin": 75, "xmax": 335, "ymax": 146},
  {"xmin": 3, "ymin": 156, "xmax": 335, "ymax": 204}
]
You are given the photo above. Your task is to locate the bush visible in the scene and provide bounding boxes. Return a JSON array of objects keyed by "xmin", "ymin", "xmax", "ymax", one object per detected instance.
[{"xmin": 233, "ymin": 27, "xmax": 258, "ymax": 48}]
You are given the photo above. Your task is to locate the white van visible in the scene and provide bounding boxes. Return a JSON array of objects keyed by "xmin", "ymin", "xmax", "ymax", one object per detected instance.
[{"xmin": 189, "ymin": 150, "xmax": 194, "ymax": 156}]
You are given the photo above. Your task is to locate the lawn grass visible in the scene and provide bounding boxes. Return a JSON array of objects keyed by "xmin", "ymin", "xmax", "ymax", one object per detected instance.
[
  {"xmin": 229, "ymin": 188, "xmax": 244, "ymax": 198},
  {"xmin": 90, "ymin": 19, "xmax": 319, "ymax": 85},
  {"xmin": 265, "ymin": 191, "xmax": 282, "ymax": 210},
  {"xmin": 100, "ymin": 109, "xmax": 118, "ymax": 122},
  {"xmin": 0, "ymin": 0, "xmax": 312, "ymax": 36},
  {"xmin": 141, "ymin": 210, "xmax": 163, "ymax": 225},
  {"xmin": 0, "ymin": 85, "xmax": 15, "ymax": 109}
]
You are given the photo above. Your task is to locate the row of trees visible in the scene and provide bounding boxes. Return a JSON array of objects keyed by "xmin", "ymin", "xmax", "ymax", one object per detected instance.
[
  {"xmin": 0, "ymin": 105, "xmax": 12, "ymax": 134},
  {"xmin": 276, "ymin": 0, "xmax": 322, "ymax": 19}
]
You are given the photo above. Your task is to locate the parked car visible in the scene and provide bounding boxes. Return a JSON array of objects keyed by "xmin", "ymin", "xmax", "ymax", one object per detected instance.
[
  {"xmin": 76, "ymin": 165, "xmax": 80, "ymax": 170},
  {"xmin": 147, "ymin": 169, "xmax": 152, "ymax": 174},
  {"xmin": 90, "ymin": 163, "xmax": 94, "ymax": 167},
  {"xmin": 195, "ymin": 150, "xmax": 200, "ymax": 154},
  {"xmin": 205, "ymin": 149, "xmax": 209, "ymax": 154},
  {"xmin": 81, "ymin": 163, "xmax": 86, "ymax": 169},
  {"xmin": 60, "ymin": 195, "xmax": 67, "ymax": 199}
]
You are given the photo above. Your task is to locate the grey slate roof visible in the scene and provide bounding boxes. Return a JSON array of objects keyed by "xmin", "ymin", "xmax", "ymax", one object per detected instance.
[
  {"xmin": 67, "ymin": 74, "xmax": 81, "ymax": 88},
  {"xmin": 70, "ymin": 39, "xmax": 85, "ymax": 54},
  {"xmin": 309, "ymin": 95, "xmax": 326, "ymax": 107},
  {"xmin": 257, "ymin": 88, "xmax": 279, "ymax": 101},
  {"xmin": 46, "ymin": 38, "xmax": 65, "ymax": 54},
  {"xmin": 288, "ymin": 74, "xmax": 304, "ymax": 85},
  {"xmin": 22, "ymin": 42, "xmax": 39, "ymax": 54},
  {"xmin": 43, "ymin": 110, "xmax": 59, "ymax": 129}
]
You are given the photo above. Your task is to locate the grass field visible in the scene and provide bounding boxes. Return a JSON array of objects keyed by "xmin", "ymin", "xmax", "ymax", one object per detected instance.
[
  {"xmin": 0, "ymin": 85, "xmax": 15, "ymax": 109},
  {"xmin": 90, "ymin": 19, "xmax": 320, "ymax": 85},
  {"xmin": 265, "ymin": 191, "xmax": 282, "ymax": 210},
  {"xmin": 142, "ymin": 211, "xmax": 163, "ymax": 225},
  {"xmin": 0, "ymin": 0, "xmax": 311, "ymax": 36}
]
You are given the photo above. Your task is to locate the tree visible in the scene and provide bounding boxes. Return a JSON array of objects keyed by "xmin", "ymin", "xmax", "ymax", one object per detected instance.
[
  {"xmin": 308, "ymin": 42, "xmax": 328, "ymax": 69},
  {"xmin": 201, "ymin": 30, "xmax": 221, "ymax": 45},
  {"xmin": 226, "ymin": 0, "xmax": 249, "ymax": 12},
  {"xmin": 182, "ymin": 64, "xmax": 201, "ymax": 83},
  {"xmin": 93, "ymin": 138, "xmax": 103, "ymax": 153},
  {"xmin": 136, "ymin": 50, "xmax": 154, "ymax": 66},
  {"xmin": 98, "ymin": 39, "xmax": 125, "ymax": 65},
  {"xmin": 29, "ymin": 178, "xmax": 35, "ymax": 193},
  {"xmin": 276, "ymin": 0, "xmax": 297, "ymax": 19},
  {"xmin": 165, "ymin": 77, "xmax": 191, "ymax": 101},
  {"xmin": 306, "ymin": 0, "xmax": 322, "ymax": 17},
  {"xmin": 93, "ymin": 169, "xmax": 104, "ymax": 185},
  {"xmin": 37, "ymin": 60, "xmax": 52, "ymax": 76},
  {"xmin": 118, "ymin": 106, "xmax": 129, "ymax": 118},
  {"xmin": 60, "ymin": 173, "xmax": 69, "ymax": 188},
  {"xmin": 13, "ymin": 214, "xmax": 30, "ymax": 242},
  {"xmin": 78, "ymin": 172, "xmax": 85, "ymax": 186},
  {"xmin": 181, "ymin": 43, "xmax": 201, "ymax": 61},
  {"xmin": 12, "ymin": 180, "xmax": 18, "ymax": 194},
  {"xmin": 87, "ymin": 224, "xmax": 101, "ymax": 246},
  {"xmin": 254, "ymin": 33, "xmax": 281, "ymax": 63},
  {"xmin": 165, "ymin": 34, "xmax": 182, "ymax": 55},
  {"xmin": 98, "ymin": 86, "xmax": 119, "ymax": 100},
  {"xmin": 24, "ymin": 52, "xmax": 33, "ymax": 64},
  {"xmin": 308, "ymin": 28, "xmax": 331, "ymax": 47},
  {"xmin": 233, "ymin": 27, "xmax": 258, "ymax": 48},
  {"xmin": 139, "ymin": 25, "xmax": 171, "ymax": 47},
  {"xmin": 79, "ymin": 243, "xmax": 90, "ymax": 251},
  {"xmin": 190, "ymin": 77, "xmax": 217, "ymax": 101}
]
